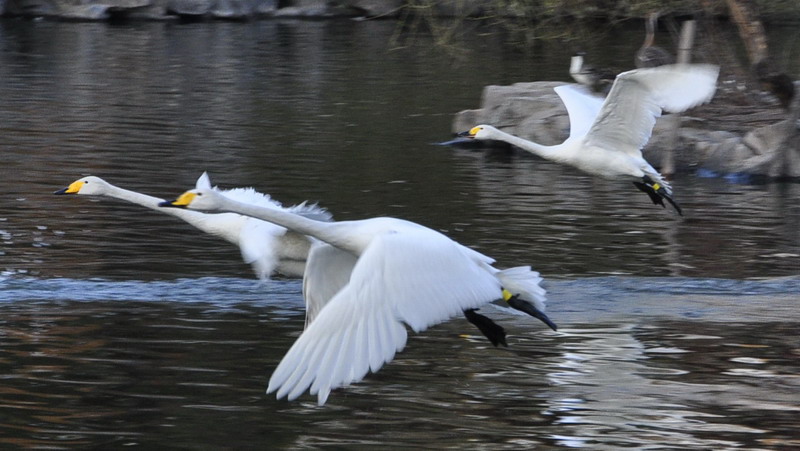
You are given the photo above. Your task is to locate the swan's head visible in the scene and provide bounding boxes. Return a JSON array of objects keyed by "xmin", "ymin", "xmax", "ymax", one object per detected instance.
[
  {"xmin": 457, "ymin": 124, "xmax": 501, "ymax": 140},
  {"xmin": 54, "ymin": 176, "xmax": 110, "ymax": 196},
  {"xmin": 159, "ymin": 187, "xmax": 225, "ymax": 212}
]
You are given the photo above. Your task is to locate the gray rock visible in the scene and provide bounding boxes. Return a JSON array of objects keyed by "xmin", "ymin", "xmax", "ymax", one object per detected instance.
[
  {"xmin": 273, "ymin": 0, "xmax": 362, "ymax": 18},
  {"xmin": 3, "ymin": 0, "xmax": 59, "ymax": 17},
  {"xmin": 454, "ymin": 81, "xmax": 572, "ymax": 145},
  {"xmin": 168, "ymin": 0, "xmax": 213, "ymax": 15},
  {"xmin": 211, "ymin": 0, "xmax": 253, "ymax": 18},
  {"xmin": 347, "ymin": 0, "xmax": 402, "ymax": 18},
  {"xmin": 121, "ymin": 1, "xmax": 171, "ymax": 20},
  {"xmin": 253, "ymin": 0, "xmax": 276, "ymax": 15},
  {"xmin": 59, "ymin": 3, "xmax": 112, "ymax": 20}
]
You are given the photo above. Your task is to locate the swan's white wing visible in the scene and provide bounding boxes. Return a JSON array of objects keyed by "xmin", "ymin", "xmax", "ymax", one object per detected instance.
[
  {"xmin": 288, "ymin": 201, "xmax": 333, "ymax": 222},
  {"xmin": 554, "ymin": 84, "xmax": 605, "ymax": 139},
  {"xmin": 199, "ymin": 172, "xmax": 285, "ymax": 211},
  {"xmin": 220, "ymin": 187, "xmax": 283, "ymax": 210},
  {"xmin": 238, "ymin": 219, "xmax": 286, "ymax": 280},
  {"xmin": 302, "ymin": 242, "xmax": 357, "ymax": 327},
  {"xmin": 267, "ymin": 227, "xmax": 503, "ymax": 405},
  {"xmin": 584, "ymin": 64, "xmax": 719, "ymax": 156},
  {"xmin": 494, "ymin": 266, "xmax": 547, "ymax": 312}
]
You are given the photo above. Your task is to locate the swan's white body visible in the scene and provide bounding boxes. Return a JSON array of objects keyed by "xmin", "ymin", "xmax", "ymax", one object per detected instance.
[
  {"xmin": 55, "ymin": 173, "xmax": 331, "ymax": 279},
  {"xmin": 465, "ymin": 64, "xmax": 719, "ymax": 199},
  {"xmin": 163, "ymin": 182, "xmax": 549, "ymax": 405}
]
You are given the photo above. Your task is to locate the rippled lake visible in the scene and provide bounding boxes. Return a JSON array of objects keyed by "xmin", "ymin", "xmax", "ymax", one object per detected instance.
[{"xmin": 1, "ymin": 18, "xmax": 799, "ymax": 449}]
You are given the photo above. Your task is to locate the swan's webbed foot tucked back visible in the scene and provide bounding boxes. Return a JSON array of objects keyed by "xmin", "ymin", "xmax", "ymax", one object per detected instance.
[
  {"xmin": 633, "ymin": 176, "xmax": 683, "ymax": 216},
  {"xmin": 504, "ymin": 293, "xmax": 558, "ymax": 331},
  {"xmin": 463, "ymin": 309, "xmax": 507, "ymax": 347}
]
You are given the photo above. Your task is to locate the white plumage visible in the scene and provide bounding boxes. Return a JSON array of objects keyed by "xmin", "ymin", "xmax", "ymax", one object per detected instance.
[
  {"xmin": 461, "ymin": 64, "xmax": 720, "ymax": 215},
  {"xmin": 55, "ymin": 173, "xmax": 331, "ymax": 279},
  {"xmin": 161, "ymin": 179, "xmax": 552, "ymax": 405}
]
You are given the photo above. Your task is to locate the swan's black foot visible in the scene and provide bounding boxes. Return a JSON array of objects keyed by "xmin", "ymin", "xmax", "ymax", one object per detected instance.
[
  {"xmin": 633, "ymin": 176, "xmax": 683, "ymax": 216},
  {"xmin": 463, "ymin": 309, "xmax": 507, "ymax": 347},
  {"xmin": 633, "ymin": 181, "xmax": 665, "ymax": 207},
  {"xmin": 505, "ymin": 293, "xmax": 558, "ymax": 331}
]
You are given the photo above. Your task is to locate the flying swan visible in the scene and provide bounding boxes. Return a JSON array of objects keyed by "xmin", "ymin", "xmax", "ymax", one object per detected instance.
[
  {"xmin": 160, "ymin": 181, "xmax": 556, "ymax": 405},
  {"xmin": 54, "ymin": 173, "xmax": 331, "ymax": 279},
  {"xmin": 460, "ymin": 63, "xmax": 720, "ymax": 215}
]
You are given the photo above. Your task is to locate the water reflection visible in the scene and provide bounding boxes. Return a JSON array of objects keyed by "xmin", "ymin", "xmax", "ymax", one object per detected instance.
[
  {"xmin": 1, "ymin": 294, "xmax": 798, "ymax": 449},
  {"xmin": 0, "ymin": 20, "xmax": 798, "ymax": 281}
]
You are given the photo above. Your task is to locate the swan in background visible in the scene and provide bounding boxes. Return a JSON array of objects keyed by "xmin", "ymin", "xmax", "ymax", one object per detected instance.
[
  {"xmin": 569, "ymin": 52, "xmax": 615, "ymax": 94},
  {"xmin": 54, "ymin": 173, "xmax": 332, "ymax": 279},
  {"xmin": 635, "ymin": 11, "xmax": 674, "ymax": 68},
  {"xmin": 160, "ymin": 181, "xmax": 556, "ymax": 405},
  {"xmin": 459, "ymin": 64, "xmax": 720, "ymax": 215},
  {"xmin": 754, "ymin": 59, "xmax": 796, "ymax": 111}
]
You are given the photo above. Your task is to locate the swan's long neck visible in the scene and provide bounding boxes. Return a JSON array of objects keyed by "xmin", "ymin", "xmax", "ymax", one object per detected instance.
[
  {"xmin": 491, "ymin": 129, "xmax": 568, "ymax": 163},
  {"xmin": 106, "ymin": 184, "xmax": 204, "ymax": 222},
  {"xmin": 104, "ymin": 184, "xmax": 170, "ymax": 210},
  {"xmin": 643, "ymin": 15, "xmax": 656, "ymax": 47},
  {"xmin": 214, "ymin": 195, "xmax": 355, "ymax": 254},
  {"xmin": 569, "ymin": 55, "xmax": 582, "ymax": 75}
]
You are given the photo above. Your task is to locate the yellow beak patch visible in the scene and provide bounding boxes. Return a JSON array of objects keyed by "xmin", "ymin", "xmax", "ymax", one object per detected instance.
[
  {"xmin": 64, "ymin": 180, "xmax": 85, "ymax": 194},
  {"xmin": 469, "ymin": 126, "xmax": 482, "ymax": 136},
  {"xmin": 169, "ymin": 191, "xmax": 197, "ymax": 207}
]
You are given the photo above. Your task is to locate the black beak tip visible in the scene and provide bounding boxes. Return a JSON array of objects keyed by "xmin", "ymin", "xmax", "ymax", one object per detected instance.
[
  {"xmin": 455, "ymin": 130, "xmax": 471, "ymax": 138},
  {"xmin": 53, "ymin": 188, "xmax": 68, "ymax": 195},
  {"xmin": 158, "ymin": 200, "xmax": 178, "ymax": 208},
  {"xmin": 506, "ymin": 295, "xmax": 558, "ymax": 331}
]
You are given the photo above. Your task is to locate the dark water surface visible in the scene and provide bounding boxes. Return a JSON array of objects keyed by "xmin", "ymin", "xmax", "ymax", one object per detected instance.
[{"xmin": 1, "ymin": 19, "xmax": 799, "ymax": 449}]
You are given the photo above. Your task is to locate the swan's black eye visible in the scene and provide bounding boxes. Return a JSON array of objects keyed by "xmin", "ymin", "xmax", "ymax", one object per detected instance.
[{"xmin": 197, "ymin": 193, "xmax": 203, "ymax": 196}]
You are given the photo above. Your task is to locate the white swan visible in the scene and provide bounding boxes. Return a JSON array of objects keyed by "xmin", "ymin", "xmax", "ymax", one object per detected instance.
[
  {"xmin": 569, "ymin": 52, "xmax": 614, "ymax": 94},
  {"xmin": 635, "ymin": 11, "xmax": 674, "ymax": 69},
  {"xmin": 460, "ymin": 63, "xmax": 720, "ymax": 215},
  {"xmin": 54, "ymin": 173, "xmax": 331, "ymax": 279},
  {"xmin": 160, "ymin": 182, "xmax": 555, "ymax": 405}
]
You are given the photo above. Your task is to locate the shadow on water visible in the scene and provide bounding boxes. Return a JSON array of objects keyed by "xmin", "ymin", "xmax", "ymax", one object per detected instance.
[{"xmin": 0, "ymin": 18, "xmax": 798, "ymax": 449}]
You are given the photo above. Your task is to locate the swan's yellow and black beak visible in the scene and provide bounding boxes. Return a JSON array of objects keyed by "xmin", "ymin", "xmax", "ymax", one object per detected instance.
[
  {"xmin": 158, "ymin": 191, "xmax": 196, "ymax": 209},
  {"xmin": 503, "ymin": 289, "xmax": 558, "ymax": 331},
  {"xmin": 53, "ymin": 180, "xmax": 84, "ymax": 195},
  {"xmin": 456, "ymin": 126, "xmax": 480, "ymax": 139}
]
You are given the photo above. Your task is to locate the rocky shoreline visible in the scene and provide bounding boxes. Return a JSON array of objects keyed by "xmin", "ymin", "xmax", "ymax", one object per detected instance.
[
  {"xmin": 3, "ymin": 0, "xmax": 800, "ymax": 22},
  {"xmin": 0, "ymin": 0, "xmax": 483, "ymax": 21}
]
